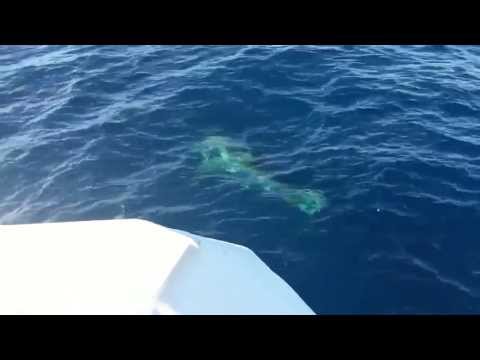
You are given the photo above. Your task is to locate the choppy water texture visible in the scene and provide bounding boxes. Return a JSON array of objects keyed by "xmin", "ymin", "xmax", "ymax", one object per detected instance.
[{"xmin": 1, "ymin": 45, "xmax": 480, "ymax": 314}]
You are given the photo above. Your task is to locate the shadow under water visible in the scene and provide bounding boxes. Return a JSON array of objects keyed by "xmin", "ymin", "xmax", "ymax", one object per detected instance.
[{"xmin": 195, "ymin": 136, "xmax": 328, "ymax": 215}]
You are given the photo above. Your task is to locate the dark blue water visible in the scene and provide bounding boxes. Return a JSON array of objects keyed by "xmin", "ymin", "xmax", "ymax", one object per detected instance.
[{"xmin": 1, "ymin": 45, "xmax": 480, "ymax": 314}]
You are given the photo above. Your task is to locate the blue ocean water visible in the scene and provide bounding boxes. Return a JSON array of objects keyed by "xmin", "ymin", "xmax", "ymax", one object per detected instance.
[{"xmin": 1, "ymin": 45, "xmax": 480, "ymax": 314}]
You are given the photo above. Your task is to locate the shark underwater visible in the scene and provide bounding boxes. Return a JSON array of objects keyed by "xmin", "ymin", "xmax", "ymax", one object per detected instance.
[{"xmin": 195, "ymin": 136, "xmax": 327, "ymax": 215}]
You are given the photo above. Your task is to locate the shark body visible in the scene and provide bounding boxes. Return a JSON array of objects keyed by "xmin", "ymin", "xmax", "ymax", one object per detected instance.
[{"xmin": 196, "ymin": 136, "xmax": 327, "ymax": 215}]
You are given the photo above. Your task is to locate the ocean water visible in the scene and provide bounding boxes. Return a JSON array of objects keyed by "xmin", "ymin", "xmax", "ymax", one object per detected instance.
[{"xmin": 1, "ymin": 45, "xmax": 480, "ymax": 314}]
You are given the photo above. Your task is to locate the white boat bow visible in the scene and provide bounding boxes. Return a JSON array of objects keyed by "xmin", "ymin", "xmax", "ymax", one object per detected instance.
[{"xmin": 0, "ymin": 219, "xmax": 314, "ymax": 315}]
